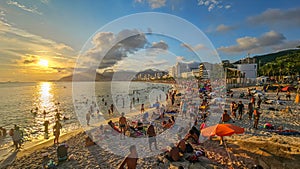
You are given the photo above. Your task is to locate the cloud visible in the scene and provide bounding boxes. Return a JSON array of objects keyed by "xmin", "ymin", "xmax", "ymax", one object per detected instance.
[
  {"xmin": 218, "ymin": 30, "xmax": 288, "ymax": 53},
  {"xmin": 7, "ymin": 0, "xmax": 43, "ymax": 15},
  {"xmin": 151, "ymin": 40, "xmax": 168, "ymax": 50},
  {"xmin": 248, "ymin": 8, "xmax": 300, "ymax": 27},
  {"xmin": 272, "ymin": 40, "xmax": 300, "ymax": 51},
  {"xmin": 176, "ymin": 56, "xmax": 185, "ymax": 62},
  {"xmin": 144, "ymin": 59, "xmax": 168, "ymax": 67},
  {"xmin": 0, "ymin": 18, "xmax": 75, "ymax": 73},
  {"xmin": 21, "ymin": 55, "xmax": 38, "ymax": 64},
  {"xmin": 41, "ymin": 0, "xmax": 50, "ymax": 4},
  {"xmin": 181, "ymin": 43, "xmax": 206, "ymax": 51},
  {"xmin": 197, "ymin": 0, "xmax": 231, "ymax": 12},
  {"xmin": 82, "ymin": 29, "xmax": 147, "ymax": 70},
  {"xmin": 224, "ymin": 5, "xmax": 231, "ymax": 9},
  {"xmin": 216, "ymin": 24, "xmax": 235, "ymax": 32},
  {"xmin": 135, "ymin": 0, "xmax": 166, "ymax": 9},
  {"xmin": 148, "ymin": 0, "xmax": 166, "ymax": 9}
]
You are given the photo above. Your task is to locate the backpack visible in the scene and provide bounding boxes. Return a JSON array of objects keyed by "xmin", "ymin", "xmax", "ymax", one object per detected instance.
[{"xmin": 57, "ymin": 144, "xmax": 68, "ymax": 162}]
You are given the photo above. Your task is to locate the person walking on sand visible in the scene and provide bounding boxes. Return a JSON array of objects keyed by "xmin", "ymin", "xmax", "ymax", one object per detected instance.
[
  {"xmin": 250, "ymin": 96, "xmax": 256, "ymax": 108},
  {"xmin": 253, "ymin": 108, "xmax": 261, "ymax": 129},
  {"xmin": 119, "ymin": 112, "xmax": 127, "ymax": 140},
  {"xmin": 230, "ymin": 101, "xmax": 237, "ymax": 119},
  {"xmin": 53, "ymin": 120, "xmax": 62, "ymax": 144},
  {"xmin": 257, "ymin": 96, "xmax": 262, "ymax": 108},
  {"xmin": 248, "ymin": 102, "xmax": 254, "ymax": 120},
  {"xmin": 147, "ymin": 123, "xmax": 158, "ymax": 151},
  {"xmin": 86, "ymin": 111, "xmax": 91, "ymax": 126},
  {"xmin": 118, "ymin": 145, "xmax": 138, "ymax": 169},
  {"xmin": 237, "ymin": 101, "xmax": 244, "ymax": 120}
]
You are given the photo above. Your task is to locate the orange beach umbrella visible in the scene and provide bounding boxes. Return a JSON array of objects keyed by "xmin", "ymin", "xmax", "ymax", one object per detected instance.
[{"xmin": 201, "ymin": 124, "xmax": 244, "ymax": 137}]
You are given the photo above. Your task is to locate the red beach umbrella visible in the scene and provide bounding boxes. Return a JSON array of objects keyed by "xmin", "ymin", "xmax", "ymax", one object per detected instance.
[
  {"xmin": 201, "ymin": 124, "xmax": 244, "ymax": 137},
  {"xmin": 281, "ymin": 86, "xmax": 296, "ymax": 92}
]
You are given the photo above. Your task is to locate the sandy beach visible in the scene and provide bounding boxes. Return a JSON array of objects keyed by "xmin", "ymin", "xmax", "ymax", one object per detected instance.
[{"xmin": 1, "ymin": 85, "xmax": 300, "ymax": 169}]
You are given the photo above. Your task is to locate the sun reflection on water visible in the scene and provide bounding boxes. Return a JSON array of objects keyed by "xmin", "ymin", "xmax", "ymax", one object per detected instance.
[{"xmin": 38, "ymin": 82, "xmax": 54, "ymax": 110}]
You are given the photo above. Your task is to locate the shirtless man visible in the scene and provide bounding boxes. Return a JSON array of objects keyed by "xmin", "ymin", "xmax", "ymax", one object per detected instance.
[
  {"xmin": 119, "ymin": 145, "xmax": 138, "ymax": 169},
  {"xmin": 176, "ymin": 139, "xmax": 186, "ymax": 153},
  {"xmin": 53, "ymin": 121, "xmax": 62, "ymax": 144},
  {"xmin": 166, "ymin": 146, "xmax": 180, "ymax": 162},
  {"xmin": 119, "ymin": 112, "xmax": 127, "ymax": 140}
]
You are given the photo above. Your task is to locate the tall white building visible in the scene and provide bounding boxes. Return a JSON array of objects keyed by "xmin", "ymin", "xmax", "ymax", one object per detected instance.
[
  {"xmin": 168, "ymin": 66, "xmax": 176, "ymax": 77},
  {"xmin": 235, "ymin": 64, "xmax": 257, "ymax": 79},
  {"xmin": 175, "ymin": 62, "xmax": 189, "ymax": 77}
]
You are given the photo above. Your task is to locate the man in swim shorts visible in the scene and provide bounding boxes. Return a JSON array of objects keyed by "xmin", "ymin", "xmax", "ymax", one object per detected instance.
[{"xmin": 119, "ymin": 112, "xmax": 127, "ymax": 140}]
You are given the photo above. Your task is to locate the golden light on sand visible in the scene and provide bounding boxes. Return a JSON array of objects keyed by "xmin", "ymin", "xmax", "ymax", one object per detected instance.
[{"xmin": 38, "ymin": 59, "xmax": 49, "ymax": 67}]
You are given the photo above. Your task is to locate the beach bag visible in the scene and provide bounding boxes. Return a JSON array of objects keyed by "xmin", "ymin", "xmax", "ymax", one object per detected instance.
[
  {"xmin": 57, "ymin": 143, "xmax": 68, "ymax": 162},
  {"xmin": 46, "ymin": 159, "xmax": 57, "ymax": 169},
  {"xmin": 186, "ymin": 143, "xmax": 194, "ymax": 153}
]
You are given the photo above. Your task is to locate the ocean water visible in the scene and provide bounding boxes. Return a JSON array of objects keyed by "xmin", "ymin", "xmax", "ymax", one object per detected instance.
[{"xmin": 0, "ymin": 81, "xmax": 170, "ymax": 160}]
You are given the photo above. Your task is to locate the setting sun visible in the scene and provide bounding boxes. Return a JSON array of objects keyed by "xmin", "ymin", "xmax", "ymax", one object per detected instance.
[{"xmin": 38, "ymin": 59, "xmax": 49, "ymax": 67}]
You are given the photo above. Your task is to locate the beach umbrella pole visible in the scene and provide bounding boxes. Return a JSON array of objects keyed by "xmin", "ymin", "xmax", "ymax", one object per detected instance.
[{"xmin": 224, "ymin": 140, "xmax": 234, "ymax": 168}]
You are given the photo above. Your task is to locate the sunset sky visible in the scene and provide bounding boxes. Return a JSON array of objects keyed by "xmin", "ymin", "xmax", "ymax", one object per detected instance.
[{"xmin": 0, "ymin": 0, "xmax": 299, "ymax": 82}]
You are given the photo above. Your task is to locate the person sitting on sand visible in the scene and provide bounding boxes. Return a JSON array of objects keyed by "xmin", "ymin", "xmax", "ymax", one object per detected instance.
[
  {"xmin": 136, "ymin": 121, "xmax": 144, "ymax": 131},
  {"xmin": 108, "ymin": 120, "xmax": 115, "ymax": 128},
  {"xmin": 221, "ymin": 110, "xmax": 234, "ymax": 123},
  {"xmin": 119, "ymin": 112, "xmax": 127, "ymax": 139},
  {"xmin": 163, "ymin": 119, "xmax": 174, "ymax": 129},
  {"xmin": 119, "ymin": 145, "xmax": 138, "ymax": 169},
  {"xmin": 165, "ymin": 145, "xmax": 180, "ymax": 162},
  {"xmin": 162, "ymin": 121, "xmax": 168, "ymax": 129},
  {"xmin": 170, "ymin": 116, "xmax": 175, "ymax": 123},
  {"xmin": 184, "ymin": 130, "xmax": 198, "ymax": 144},
  {"xmin": 53, "ymin": 120, "xmax": 62, "ymax": 144},
  {"xmin": 176, "ymin": 139, "xmax": 186, "ymax": 153}
]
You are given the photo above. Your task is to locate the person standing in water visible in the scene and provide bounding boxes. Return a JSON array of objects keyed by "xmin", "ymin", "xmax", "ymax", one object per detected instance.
[
  {"xmin": 110, "ymin": 104, "xmax": 114, "ymax": 115},
  {"xmin": 11, "ymin": 125, "xmax": 23, "ymax": 150},
  {"xmin": 44, "ymin": 120, "xmax": 49, "ymax": 139},
  {"xmin": 86, "ymin": 111, "xmax": 91, "ymax": 126},
  {"xmin": 53, "ymin": 121, "xmax": 62, "ymax": 144},
  {"xmin": 140, "ymin": 104, "xmax": 145, "ymax": 114}
]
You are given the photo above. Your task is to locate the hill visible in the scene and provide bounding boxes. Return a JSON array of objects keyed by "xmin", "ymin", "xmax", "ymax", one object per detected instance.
[
  {"xmin": 58, "ymin": 69, "xmax": 168, "ymax": 82},
  {"xmin": 253, "ymin": 49, "xmax": 300, "ymax": 67}
]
